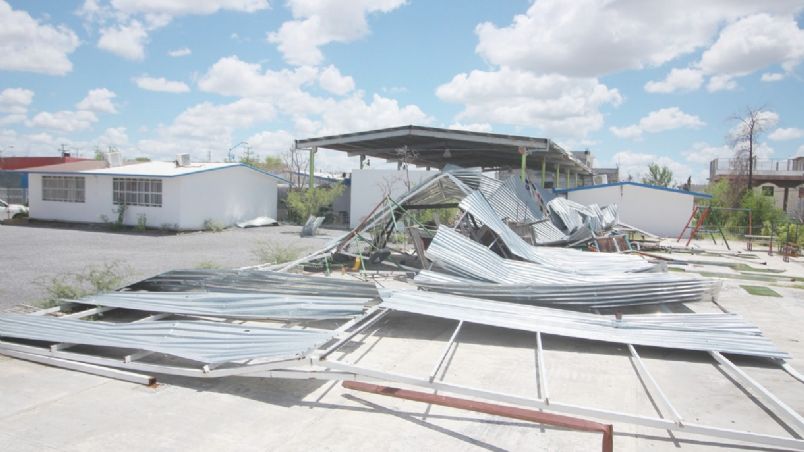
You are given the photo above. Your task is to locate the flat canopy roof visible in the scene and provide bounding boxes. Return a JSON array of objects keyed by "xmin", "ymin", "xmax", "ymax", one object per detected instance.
[{"xmin": 295, "ymin": 125, "xmax": 592, "ymax": 175}]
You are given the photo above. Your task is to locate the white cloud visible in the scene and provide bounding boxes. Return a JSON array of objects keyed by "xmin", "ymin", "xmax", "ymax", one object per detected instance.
[
  {"xmin": 610, "ymin": 107, "xmax": 705, "ymax": 140},
  {"xmin": 198, "ymin": 56, "xmax": 319, "ymax": 100},
  {"xmin": 98, "ymin": 20, "xmax": 148, "ymax": 60},
  {"xmin": 472, "ymin": 0, "xmax": 803, "ymax": 78},
  {"xmin": 644, "ymin": 68, "xmax": 703, "ymax": 93},
  {"xmin": 0, "ymin": 1, "xmax": 80, "ymax": 75},
  {"xmin": 267, "ymin": 0, "xmax": 407, "ymax": 66},
  {"xmin": 134, "ymin": 75, "xmax": 190, "ymax": 93},
  {"xmin": 137, "ymin": 98, "xmax": 277, "ymax": 159},
  {"xmin": 167, "ymin": 47, "xmax": 191, "ymax": 57},
  {"xmin": 706, "ymin": 75, "xmax": 737, "ymax": 92},
  {"xmin": 699, "ymin": 14, "xmax": 804, "ymax": 78},
  {"xmin": 28, "ymin": 110, "xmax": 98, "ymax": 132},
  {"xmin": 761, "ymin": 72, "xmax": 785, "ymax": 82},
  {"xmin": 109, "ymin": 0, "xmax": 269, "ymax": 16},
  {"xmin": 682, "ymin": 142, "xmax": 734, "ymax": 164},
  {"xmin": 436, "ymin": 67, "xmax": 622, "ymax": 138},
  {"xmin": 318, "ymin": 65, "xmax": 355, "ymax": 96},
  {"xmin": 448, "ymin": 122, "xmax": 492, "ymax": 133},
  {"xmin": 769, "ymin": 127, "xmax": 804, "ymax": 141},
  {"xmin": 84, "ymin": 1, "xmax": 269, "ymax": 61},
  {"xmin": 95, "ymin": 126, "xmax": 129, "ymax": 149},
  {"xmin": 0, "ymin": 88, "xmax": 34, "ymax": 124},
  {"xmin": 246, "ymin": 130, "xmax": 295, "ymax": 155},
  {"xmin": 611, "ymin": 150, "xmax": 695, "ymax": 184},
  {"xmin": 76, "ymin": 88, "xmax": 118, "ymax": 114}
]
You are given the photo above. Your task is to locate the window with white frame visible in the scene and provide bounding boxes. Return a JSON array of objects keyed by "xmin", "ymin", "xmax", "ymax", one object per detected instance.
[
  {"xmin": 113, "ymin": 178, "xmax": 162, "ymax": 207},
  {"xmin": 42, "ymin": 176, "xmax": 85, "ymax": 202}
]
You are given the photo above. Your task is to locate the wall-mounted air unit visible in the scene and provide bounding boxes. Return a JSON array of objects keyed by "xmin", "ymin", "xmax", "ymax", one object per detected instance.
[
  {"xmin": 176, "ymin": 153, "xmax": 191, "ymax": 167},
  {"xmin": 106, "ymin": 152, "xmax": 123, "ymax": 167}
]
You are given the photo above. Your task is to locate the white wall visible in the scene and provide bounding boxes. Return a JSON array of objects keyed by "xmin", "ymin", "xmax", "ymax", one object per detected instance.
[
  {"xmin": 178, "ymin": 166, "xmax": 277, "ymax": 229},
  {"xmin": 567, "ymin": 184, "xmax": 695, "ymax": 237},
  {"xmin": 28, "ymin": 166, "xmax": 277, "ymax": 230},
  {"xmin": 349, "ymin": 169, "xmax": 433, "ymax": 227},
  {"xmin": 28, "ymin": 173, "xmax": 182, "ymax": 227}
]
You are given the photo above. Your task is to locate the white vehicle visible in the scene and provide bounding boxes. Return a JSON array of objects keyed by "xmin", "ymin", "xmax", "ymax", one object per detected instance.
[{"xmin": 0, "ymin": 198, "xmax": 28, "ymax": 220}]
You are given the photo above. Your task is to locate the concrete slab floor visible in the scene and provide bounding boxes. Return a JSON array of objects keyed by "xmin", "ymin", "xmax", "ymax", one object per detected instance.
[{"xmin": 1, "ymin": 238, "xmax": 803, "ymax": 450}]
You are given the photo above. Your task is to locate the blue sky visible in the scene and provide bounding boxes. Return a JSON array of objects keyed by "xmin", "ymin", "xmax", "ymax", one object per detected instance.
[{"xmin": 1, "ymin": 0, "xmax": 803, "ymax": 183}]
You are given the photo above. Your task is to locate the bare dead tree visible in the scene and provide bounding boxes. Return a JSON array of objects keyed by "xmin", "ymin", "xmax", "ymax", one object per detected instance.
[
  {"xmin": 282, "ymin": 146, "xmax": 309, "ymax": 189},
  {"xmin": 730, "ymin": 106, "xmax": 774, "ymax": 193}
]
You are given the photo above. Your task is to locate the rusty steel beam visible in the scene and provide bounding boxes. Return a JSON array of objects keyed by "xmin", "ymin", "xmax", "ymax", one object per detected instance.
[{"xmin": 342, "ymin": 381, "xmax": 613, "ymax": 452}]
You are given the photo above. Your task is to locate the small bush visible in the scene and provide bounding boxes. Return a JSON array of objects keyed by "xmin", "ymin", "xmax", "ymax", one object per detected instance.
[
  {"xmin": 37, "ymin": 262, "xmax": 128, "ymax": 308},
  {"xmin": 195, "ymin": 261, "xmax": 222, "ymax": 269},
  {"xmin": 203, "ymin": 218, "xmax": 225, "ymax": 232},
  {"xmin": 135, "ymin": 213, "xmax": 147, "ymax": 231},
  {"xmin": 252, "ymin": 241, "xmax": 302, "ymax": 265},
  {"xmin": 286, "ymin": 184, "xmax": 345, "ymax": 224}
]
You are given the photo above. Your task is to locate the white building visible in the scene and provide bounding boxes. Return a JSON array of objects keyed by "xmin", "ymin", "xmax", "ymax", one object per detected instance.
[
  {"xmin": 27, "ymin": 161, "xmax": 284, "ymax": 230},
  {"xmin": 349, "ymin": 169, "xmax": 433, "ymax": 228},
  {"xmin": 558, "ymin": 182, "xmax": 712, "ymax": 237}
]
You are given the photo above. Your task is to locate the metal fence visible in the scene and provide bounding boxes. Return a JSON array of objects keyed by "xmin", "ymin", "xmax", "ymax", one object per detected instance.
[{"xmin": 0, "ymin": 188, "xmax": 27, "ymax": 205}]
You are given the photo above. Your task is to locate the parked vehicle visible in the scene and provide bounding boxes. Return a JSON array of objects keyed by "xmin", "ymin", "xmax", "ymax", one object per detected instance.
[{"xmin": 0, "ymin": 198, "xmax": 28, "ymax": 220}]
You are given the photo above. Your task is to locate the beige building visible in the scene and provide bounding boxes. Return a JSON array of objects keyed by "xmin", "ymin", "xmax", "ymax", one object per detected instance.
[{"xmin": 710, "ymin": 157, "xmax": 804, "ymax": 220}]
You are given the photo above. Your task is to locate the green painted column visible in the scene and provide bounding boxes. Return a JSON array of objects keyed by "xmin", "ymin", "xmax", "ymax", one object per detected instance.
[
  {"xmin": 519, "ymin": 147, "xmax": 527, "ymax": 182},
  {"xmin": 309, "ymin": 146, "xmax": 316, "ymax": 189},
  {"xmin": 541, "ymin": 158, "xmax": 546, "ymax": 188},
  {"xmin": 575, "ymin": 172, "xmax": 579, "ymax": 187},
  {"xmin": 555, "ymin": 163, "xmax": 560, "ymax": 189},
  {"xmin": 566, "ymin": 169, "xmax": 570, "ymax": 189}
]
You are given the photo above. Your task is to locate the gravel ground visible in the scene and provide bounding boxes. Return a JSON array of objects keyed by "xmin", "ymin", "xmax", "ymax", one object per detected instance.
[{"xmin": 0, "ymin": 222, "xmax": 338, "ymax": 312}]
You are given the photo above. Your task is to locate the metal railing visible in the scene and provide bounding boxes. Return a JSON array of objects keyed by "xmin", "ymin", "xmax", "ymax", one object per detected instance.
[
  {"xmin": 710, "ymin": 158, "xmax": 804, "ymax": 178},
  {"xmin": 0, "ymin": 188, "xmax": 28, "ymax": 205}
]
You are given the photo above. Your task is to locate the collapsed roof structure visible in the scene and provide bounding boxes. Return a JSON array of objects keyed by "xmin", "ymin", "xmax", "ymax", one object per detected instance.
[{"xmin": 1, "ymin": 161, "xmax": 802, "ymax": 450}]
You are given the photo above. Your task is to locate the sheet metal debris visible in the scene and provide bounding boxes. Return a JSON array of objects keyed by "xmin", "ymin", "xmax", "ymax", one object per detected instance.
[
  {"xmin": 77, "ymin": 292, "xmax": 370, "ymax": 320},
  {"xmin": 127, "ymin": 269, "xmax": 378, "ymax": 298},
  {"xmin": 379, "ymin": 290, "xmax": 787, "ymax": 359},
  {"xmin": 0, "ymin": 315, "xmax": 333, "ymax": 364}
]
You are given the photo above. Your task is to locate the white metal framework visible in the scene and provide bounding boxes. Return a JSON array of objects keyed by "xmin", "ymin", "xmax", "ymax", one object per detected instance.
[{"xmin": 1, "ymin": 300, "xmax": 802, "ymax": 450}]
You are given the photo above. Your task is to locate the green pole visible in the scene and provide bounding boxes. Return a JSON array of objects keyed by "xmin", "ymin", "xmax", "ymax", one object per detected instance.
[
  {"xmin": 566, "ymin": 169, "xmax": 570, "ymax": 189},
  {"xmin": 519, "ymin": 147, "xmax": 527, "ymax": 182},
  {"xmin": 541, "ymin": 158, "xmax": 546, "ymax": 188},
  {"xmin": 309, "ymin": 147, "xmax": 316, "ymax": 189},
  {"xmin": 575, "ymin": 172, "xmax": 579, "ymax": 187},
  {"xmin": 555, "ymin": 163, "xmax": 560, "ymax": 189}
]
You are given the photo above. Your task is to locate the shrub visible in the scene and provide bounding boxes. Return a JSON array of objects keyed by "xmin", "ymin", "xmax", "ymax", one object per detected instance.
[
  {"xmin": 203, "ymin": 218, "xmax": 225, "ymax": 232},
  {"xmin": 252, "ymin": 241, "xmax": 302, "ymax": 265},
  {"xmin": 37, "ymin": 262, "xmax": 128, "ymax": 308},
  {"xmin": 286, "ymin": 184, "xmax": 345, "ymax": 224}
]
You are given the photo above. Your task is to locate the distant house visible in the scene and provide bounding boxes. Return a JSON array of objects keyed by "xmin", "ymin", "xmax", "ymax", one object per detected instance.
[
  {"xmin": 27, "ymin": 160, "xmax": 286, "ymax": 230},
  {"xmin": 710, "ymin": 157, "xmax": 804, "ymax": 219},
  {"xmin": 556, "ymin": 182, "xmax": 712, "ymax": 237},
  {"xmin": 0, "ymin": 156, "xmax": 92, "ymax": 204}
]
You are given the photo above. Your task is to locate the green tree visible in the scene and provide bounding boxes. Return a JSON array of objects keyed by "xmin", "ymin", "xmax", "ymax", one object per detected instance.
[
  {"xmin": 641, "ymin": 163, "xmax": 673, "ymax": 187},
  {"xmin": 286, "ymin": 184, "xmax": 345, "ymax": 223}
]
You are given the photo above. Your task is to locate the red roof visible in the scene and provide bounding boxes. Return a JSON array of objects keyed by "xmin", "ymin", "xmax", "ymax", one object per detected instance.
[{"xmin": 0, "ymin": 156, "xmax": 90, "ymax": 170}]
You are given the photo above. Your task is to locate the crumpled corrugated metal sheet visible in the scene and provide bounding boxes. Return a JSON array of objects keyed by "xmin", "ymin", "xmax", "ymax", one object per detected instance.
[
  {"xmin": 380, "ymin": 290, "xmax": 786, "ymax": 359},
  {"xmin": 79, "ymin": 291, "xmax": 371, "ymax": 320},
  {"xmin": 0, "ymin": 315, "xmax": 333, "ymax": 364}
]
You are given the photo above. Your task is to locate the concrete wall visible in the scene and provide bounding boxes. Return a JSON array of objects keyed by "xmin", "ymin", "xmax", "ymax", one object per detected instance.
[
  {"xmin": 28, "ymin": 173, "xmax": 182, "ymax": 227},
  {"xmin": 567, "ymin": 184, "xmax": 694, "ymax": 237},
  {"xmin": 178, "ymin": 166, "xmax": 277, "ymax": 229},
  {"xmin": 349, "ymin": 169, "xmax": 432, "ymax": 228},
  {"xmin": 755, "ymin": 182, "xmax": 804, "ymax": 220},
  {"xmin": 28, "ymin": 166, "xmax": 278, "ymax": 230}
]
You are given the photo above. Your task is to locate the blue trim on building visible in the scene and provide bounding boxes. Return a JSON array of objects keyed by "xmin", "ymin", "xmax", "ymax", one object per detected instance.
[
  {"xmin": 554, "ymin": 181, "xmax": 712, "ymax": 199},
  {"xmin": 25, "ymin": 163, "xmax": 290, "ymax": 184}
]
